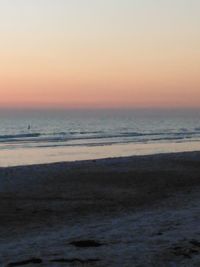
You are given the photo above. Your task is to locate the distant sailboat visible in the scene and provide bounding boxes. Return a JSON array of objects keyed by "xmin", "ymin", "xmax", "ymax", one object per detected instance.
[{"xmin": 28, "ymin": 124, "xmax": 31, "ymax": 130}]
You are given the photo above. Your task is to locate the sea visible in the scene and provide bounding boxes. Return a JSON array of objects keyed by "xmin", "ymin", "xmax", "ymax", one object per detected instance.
[{"xmin": 1, "ymin": 109, "xmax": 200, "ymax": 167}]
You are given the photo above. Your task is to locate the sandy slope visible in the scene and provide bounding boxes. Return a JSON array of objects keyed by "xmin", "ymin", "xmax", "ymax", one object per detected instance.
[{"xmin": 1, "ymin": 152, "xmax": 200, "ymax": 266}]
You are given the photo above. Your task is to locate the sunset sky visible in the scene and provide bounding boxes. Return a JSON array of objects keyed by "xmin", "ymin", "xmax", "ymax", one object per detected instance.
[{"xmin": 0, "ymin": 0, "xmax": 200, "ymax": 109}]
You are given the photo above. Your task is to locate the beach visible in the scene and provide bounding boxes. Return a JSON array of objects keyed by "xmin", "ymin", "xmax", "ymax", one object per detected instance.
[{"xmin": 1, "ymin": 151, "xmax": 200, "ymax": 266}]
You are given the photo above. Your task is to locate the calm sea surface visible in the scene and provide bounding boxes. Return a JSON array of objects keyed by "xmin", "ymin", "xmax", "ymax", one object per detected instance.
[{"xmin": 1, "ymin": 109, "xmax": 200, "ymax": 166}]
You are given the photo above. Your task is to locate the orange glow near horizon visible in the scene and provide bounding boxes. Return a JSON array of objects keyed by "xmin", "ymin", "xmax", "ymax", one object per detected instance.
[{"xmin": 0, "ymin": 1, "xmax": 200, "ymax": 109}]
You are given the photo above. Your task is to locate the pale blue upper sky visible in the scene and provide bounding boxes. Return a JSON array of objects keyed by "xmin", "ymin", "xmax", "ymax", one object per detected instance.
[{"xmin": 1, "ymin": 0, "xmax": 199, "ymax": 36}]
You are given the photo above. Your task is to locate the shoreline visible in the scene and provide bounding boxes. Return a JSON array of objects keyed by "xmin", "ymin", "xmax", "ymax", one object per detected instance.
[{"xmin": 1, "ymin": 151, "xmax": 200, "ymax": 266}]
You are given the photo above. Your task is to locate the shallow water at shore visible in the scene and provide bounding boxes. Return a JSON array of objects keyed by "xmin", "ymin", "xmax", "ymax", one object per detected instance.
[
  {"xmin": 1, "ymin": 109, "xmax": 200, "ymax": 166},
  {"xmin": 1, "ymin": 140, "xmax": 200, "ymax": 167}
]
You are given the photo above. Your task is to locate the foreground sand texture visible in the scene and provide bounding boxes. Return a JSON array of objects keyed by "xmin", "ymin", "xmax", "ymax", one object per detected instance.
[{"xmin": 1, "ymin": 152, "xmax": 200, "ymax": 266}]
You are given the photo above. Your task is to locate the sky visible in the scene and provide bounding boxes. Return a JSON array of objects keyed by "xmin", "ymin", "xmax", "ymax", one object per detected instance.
[{"xmin": 0, "ymin": 0, "xmax": 200, "ymax": 109}]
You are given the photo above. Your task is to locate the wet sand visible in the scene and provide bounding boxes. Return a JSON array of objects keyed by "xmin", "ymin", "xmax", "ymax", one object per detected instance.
[{"xmin": 1, "ymin": 152, "xmax": 200, "ymax": 266}]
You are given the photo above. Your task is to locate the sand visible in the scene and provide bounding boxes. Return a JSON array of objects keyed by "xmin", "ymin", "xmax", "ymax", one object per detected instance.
[{"xmin": 1, "ymin": 152, "xmax": 200, "ymax": 266}]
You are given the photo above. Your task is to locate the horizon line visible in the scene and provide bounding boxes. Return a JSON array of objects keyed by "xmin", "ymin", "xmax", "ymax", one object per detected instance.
[{"xmin": 1, "ymin": 106, "xmax": 200, "ymax": 111}]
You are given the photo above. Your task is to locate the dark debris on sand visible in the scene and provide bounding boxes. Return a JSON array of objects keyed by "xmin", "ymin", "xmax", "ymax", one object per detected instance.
[
  {"xmin": 7, "ymin": 257, "xmax": 100, "ymax": 266},
  {"xmin": 51, "ymin": 258, "xmax": 100, "ymax": 263},
  {"xmin": 69, "ymin": 239, "xmax": 103, "ymax": 248},
  {"xmin": 7, "ymin": 258, "xmax": 42, "ymax": 266},
  {"xmin": 171, "ymin": 239, "xmax": 200, "ymax": 259}
]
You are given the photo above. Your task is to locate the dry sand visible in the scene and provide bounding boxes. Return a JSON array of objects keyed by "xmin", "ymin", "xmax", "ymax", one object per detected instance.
[{"xmin": 1, "ymin": 152, "xmax": 200, "ymax": 266}]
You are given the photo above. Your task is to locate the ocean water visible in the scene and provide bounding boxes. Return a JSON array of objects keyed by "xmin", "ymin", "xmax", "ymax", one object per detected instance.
[{"xmin": 1, "ymin": 109, "xmax": 200, "ymax": 166}]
